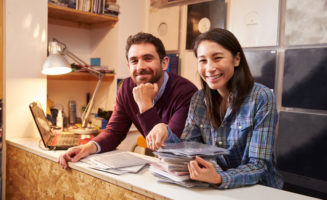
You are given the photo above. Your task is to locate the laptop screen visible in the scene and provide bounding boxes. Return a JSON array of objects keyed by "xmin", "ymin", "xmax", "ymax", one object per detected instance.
[{"xmin": 29, "ymin": 101, "xmax": 52, "ymax": 146}]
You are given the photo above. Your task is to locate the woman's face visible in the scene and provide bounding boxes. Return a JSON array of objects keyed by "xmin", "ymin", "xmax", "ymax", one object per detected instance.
[{"xmin": 197, "ymin": 40, "xmax": 240, "ymax": 96}]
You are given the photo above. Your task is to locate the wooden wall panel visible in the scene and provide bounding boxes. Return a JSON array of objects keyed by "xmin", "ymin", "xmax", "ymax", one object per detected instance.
[{"xmin": 6, "ymin": 145, "xmax": 156, "ymax": 200}]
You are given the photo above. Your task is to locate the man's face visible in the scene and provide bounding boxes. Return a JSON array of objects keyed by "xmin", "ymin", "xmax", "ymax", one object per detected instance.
[{"xmin": 127, "ymin": 43, "xmax": 168, "ymax": 85}]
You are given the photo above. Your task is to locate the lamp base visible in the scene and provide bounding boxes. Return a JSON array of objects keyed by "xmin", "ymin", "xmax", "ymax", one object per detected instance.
[{"xmin": 68, "ymin": 127, "xmax": 99, "ymax": 135}]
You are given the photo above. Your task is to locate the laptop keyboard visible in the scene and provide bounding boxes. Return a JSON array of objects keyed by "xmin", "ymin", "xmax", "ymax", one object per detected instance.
[{"xmin": 56, "ymin": 134, "xmax": 80, "ymax": 146}]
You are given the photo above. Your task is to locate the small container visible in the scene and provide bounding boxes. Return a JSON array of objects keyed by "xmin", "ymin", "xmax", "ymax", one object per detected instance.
[{"xmin": 56, "ymin": 109, "xmax": 63, "ymax": 130}]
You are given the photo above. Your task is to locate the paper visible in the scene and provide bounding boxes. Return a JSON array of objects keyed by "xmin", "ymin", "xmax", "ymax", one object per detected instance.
[{"xmin": 79, "ymin": 150, "xmax": 150, "ymax": 174}]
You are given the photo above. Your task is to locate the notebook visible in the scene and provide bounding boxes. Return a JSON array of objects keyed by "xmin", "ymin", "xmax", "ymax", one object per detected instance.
[{"xmin": 29, "ymin": 101, "xmax": 93, "ymax": 150}]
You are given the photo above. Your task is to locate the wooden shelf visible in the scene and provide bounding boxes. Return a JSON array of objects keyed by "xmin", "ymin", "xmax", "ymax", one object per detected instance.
[
  {"xmin": 48, "ymin": 3, "xmax": 118, "ymax": 28},
  {"xmin": 47, "ymin": 72, "xmax": 115, "ymax": 81}
]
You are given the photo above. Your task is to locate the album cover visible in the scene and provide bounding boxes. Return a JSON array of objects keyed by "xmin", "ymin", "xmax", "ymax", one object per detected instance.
[
  {"xmin": 186, "ymin": 0, "xmax": 226, "ymax": 50},
  {"xmin": 244, "ymin": 49, "xmax": 277, "ymax": 90},
  {"xmin": 228, "ymin": 0, "xmax": 279, "ymax": 47},
  {"xmin": 149, "ymin": 6, "xmax": 180, "ymax": 51},
  {"xmin": 276, "ymin": 111, "xmax": 327, "ymax": 194},
  {"xmin": 282, "ymin": 47, "xmax": 327, "ymax": 110},
  {"xmin": 285, "ymin": 0, "xmax": 327, "ymax": 45}
]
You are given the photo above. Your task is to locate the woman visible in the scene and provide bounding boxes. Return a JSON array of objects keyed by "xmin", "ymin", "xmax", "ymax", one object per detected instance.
[{"xmin": 146, "ymin": 28, "xmax": 283, "ymax": 189}]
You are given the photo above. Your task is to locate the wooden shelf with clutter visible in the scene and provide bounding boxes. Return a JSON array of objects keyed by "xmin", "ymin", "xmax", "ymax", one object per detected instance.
[
  {"xmin": 47, "ymin": 0, "xmax": 119, "ymax": 115},
  {"xmin": 47, "ymin": 72, "xmax": 115, "ymax": 82},
  {"xmin": 48, "ymin": 3, "xmax": 118, "ymax": 29}
]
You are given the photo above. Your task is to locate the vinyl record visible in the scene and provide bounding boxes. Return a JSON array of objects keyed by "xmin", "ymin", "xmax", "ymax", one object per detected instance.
[{"xmin": 186, "ymin": 0, "xmax": 226, "ymax": 49}]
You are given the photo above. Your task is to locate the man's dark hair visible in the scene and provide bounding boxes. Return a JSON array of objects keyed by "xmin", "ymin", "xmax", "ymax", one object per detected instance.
[
  {"xmin": 125, "ymin": 32, "xmax": 166, "ymax": 61},
  {"xmin": 193, "ymin": 28, "xmax": 254, "ymax": 130}
]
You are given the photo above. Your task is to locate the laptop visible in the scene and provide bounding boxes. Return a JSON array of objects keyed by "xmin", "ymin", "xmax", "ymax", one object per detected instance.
[{"xmin": 29, "ymin": 101, "xmax": 94, "ymax": 150}]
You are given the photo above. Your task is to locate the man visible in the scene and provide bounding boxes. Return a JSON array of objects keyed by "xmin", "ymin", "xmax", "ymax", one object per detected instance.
[{"xmin": 58, "ymin": 32, "xmax": 198, "ymax": 168}]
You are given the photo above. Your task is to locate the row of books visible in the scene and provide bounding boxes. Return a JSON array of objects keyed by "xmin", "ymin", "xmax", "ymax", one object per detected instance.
[
  {"xmin": 49, "ymin": 0, "xmax": 120, "ymax": 16},
  {"xmin": 150, "ymin": 142, "xmax": 229, "ymax": 188},
  {"xmin": 71, "ymin": 64, "xmax": 114, "ymax": 73}
]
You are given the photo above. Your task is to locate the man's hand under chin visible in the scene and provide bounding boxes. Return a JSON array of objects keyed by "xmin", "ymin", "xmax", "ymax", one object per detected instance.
[{"xmin": 132, "ymin": 83, "xmax": 159, "ymax": 113}]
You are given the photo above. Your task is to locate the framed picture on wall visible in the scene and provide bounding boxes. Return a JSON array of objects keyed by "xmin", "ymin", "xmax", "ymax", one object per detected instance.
[
  {"xmin": 186, "ymin": 0, "xmax": 226, "ymax": 50},
  {"xmin": 116, "ymin": 78, "xmax": 124, "ymax": 93},
  {"xmin": 166, "ymin": 54, "xmax": 179, "ymax": 75}
]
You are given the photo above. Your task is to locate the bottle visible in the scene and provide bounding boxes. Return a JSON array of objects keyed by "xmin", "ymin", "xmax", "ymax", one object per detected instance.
[
  {"xmin": 56, "ymin": 109, "xmax": 63, "ymax": 131},
  {"xmin": 68, "ymin": 100, "xmax": 77, "ymax": 124}
]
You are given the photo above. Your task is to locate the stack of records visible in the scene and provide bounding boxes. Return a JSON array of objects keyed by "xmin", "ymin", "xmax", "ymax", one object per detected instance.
[{"xmin": 150, "ymin": 141, "xmax": 229, "ymax": 188}]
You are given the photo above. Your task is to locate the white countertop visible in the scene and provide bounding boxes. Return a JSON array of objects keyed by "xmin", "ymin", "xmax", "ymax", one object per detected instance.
[{"xmin": 6, "ymin": 138, "xmax": 319, "ymax": 200}]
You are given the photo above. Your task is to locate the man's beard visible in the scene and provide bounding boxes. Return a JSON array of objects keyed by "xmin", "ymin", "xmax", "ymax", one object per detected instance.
[{"xmin": 133, "ymin": 69, "xmax": 162, "ymax": 85}]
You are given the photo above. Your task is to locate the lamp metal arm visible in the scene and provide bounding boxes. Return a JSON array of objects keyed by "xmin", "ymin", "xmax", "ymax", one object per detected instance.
[
  {"xmin": 52, "ymin": 38, "xmax": 104, "ymax": 80},
  {"xmin": 51, "ymin": 38, "xmax": 105, "ymax": 129},
  {"xmin": 81, "ymin": 76, "xmax": 103, "ymax": 128}
]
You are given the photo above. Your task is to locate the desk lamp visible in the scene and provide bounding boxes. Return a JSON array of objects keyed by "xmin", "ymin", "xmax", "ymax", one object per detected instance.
[{"xmin": 42, "ymin": 38, "xmax": 104, "ymax": 134}]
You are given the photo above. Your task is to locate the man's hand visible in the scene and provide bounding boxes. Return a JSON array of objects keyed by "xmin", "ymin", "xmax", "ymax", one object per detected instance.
[
  {"xmin": 188, "ymin": 156, "xmax": 222, "ymax": 185},
  {"xmin": 146, "ymin": 123, "xmax": 168, "ymax": 150},
  {"xmin": 57, "ymin": 142, "xmax": 98, "ymax": 169},
  {"xmin": 133, "ymin": 83, "xmax": 159, "ymax": 113}
]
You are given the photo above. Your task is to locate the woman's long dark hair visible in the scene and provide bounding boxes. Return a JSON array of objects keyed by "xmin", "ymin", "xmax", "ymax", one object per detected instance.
[{"xmin": 193, "ymin": 28, "xmax": 254, "ymax": 130}]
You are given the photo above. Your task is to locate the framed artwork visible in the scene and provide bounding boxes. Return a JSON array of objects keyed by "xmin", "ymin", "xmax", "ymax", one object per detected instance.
[
  {"xmin": 116, "ymin": 78, "xmax": 124, "ymax": 93},
  {"xmin": 282, "ymin": 47, "xmax": 327, "ymax": 110},
  {"xmin": 186, "ymin": 0, "xmax": 226, "ymax": 50}
]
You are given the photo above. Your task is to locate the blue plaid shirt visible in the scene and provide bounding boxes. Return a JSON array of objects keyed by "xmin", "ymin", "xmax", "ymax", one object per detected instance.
[{"xmin": 167, "ymin": 83, "xmax": 283, "ymax": 189}]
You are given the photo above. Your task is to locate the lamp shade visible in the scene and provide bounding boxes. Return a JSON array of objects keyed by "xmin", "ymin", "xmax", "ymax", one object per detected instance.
[{"xmin": 42, "ymin": 54, "xmax": 72, "ymax": 75}]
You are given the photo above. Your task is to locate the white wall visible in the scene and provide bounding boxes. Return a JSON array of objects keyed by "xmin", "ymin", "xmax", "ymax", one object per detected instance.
[
  {"xmin": 3, "ymin": 0, "xmax": 48, "ymax": 199},
  {"xmin": 4, "ymin": 0, "xmax": 48, "ymax": 140},
  {"xmin": 116, "ymin": 0, "xmax": 148, "ymax": 79}
]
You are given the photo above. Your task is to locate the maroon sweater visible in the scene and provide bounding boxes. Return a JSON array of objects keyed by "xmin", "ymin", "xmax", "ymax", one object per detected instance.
[{"xmin": 93, "ymin": 73, "xmax": 198, "ymax": 152}]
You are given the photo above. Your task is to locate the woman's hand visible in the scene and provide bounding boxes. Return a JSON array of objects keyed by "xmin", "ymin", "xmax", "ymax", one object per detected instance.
[
  {"xmin": 188, "ymin": 156, "xmax": 222, "ymax": 185},
  {"xmin": 146, "ymin": 123, "xmax": 168, "ymax": 150}
]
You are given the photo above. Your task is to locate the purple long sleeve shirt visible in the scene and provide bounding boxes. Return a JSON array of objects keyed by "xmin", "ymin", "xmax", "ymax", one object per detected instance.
[{"xmin": 92, "ymin": 73, "xmax": 198, "ymax": 153}]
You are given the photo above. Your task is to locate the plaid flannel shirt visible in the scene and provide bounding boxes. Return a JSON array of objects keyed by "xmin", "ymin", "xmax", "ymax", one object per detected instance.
[{"xmin": 167, "ymin": 83, "xmax": 283, "ymax": 189}]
